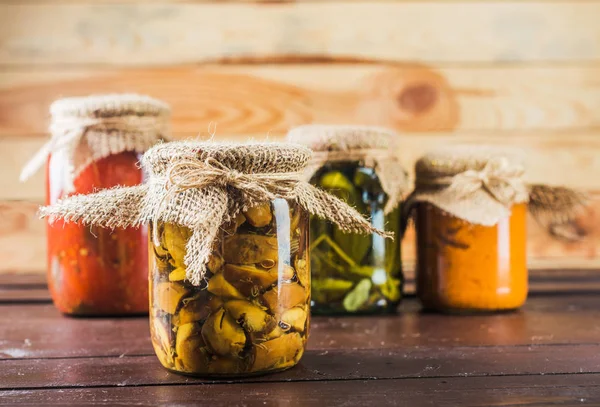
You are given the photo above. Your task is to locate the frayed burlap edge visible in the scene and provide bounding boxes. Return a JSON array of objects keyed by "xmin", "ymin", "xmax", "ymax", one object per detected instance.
[
  {"xmin": 287, "ymin": 125, "xmax": 409, "ymax": 214},
  {"xmin": 528, "ymin": 184, "xmax": 589, "ymax": 241},
  {"xmin": 400, "ymin": 150, "xmax": 588, "ymax": 241},
  {"xmin": 40, "ymin": 141, "xmax": 392, "ymax": 286},
  {"xmin": 20, "ymin": 94, "xmax": 170, "ymax": 192}
]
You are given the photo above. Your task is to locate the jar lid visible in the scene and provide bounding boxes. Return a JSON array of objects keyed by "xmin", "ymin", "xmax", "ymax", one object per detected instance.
[
  {"xmin": 406, "ymin": 145, "xmax": 529, "ymax": 227},
  {"xmin": 415, "ymin": 145, "xmax": 526, "ymax": 179},
  {"xmin": 286, "ymin": 124, "xmax": 397, "ymax": 151},
  {"xmin": 20, "ymin": 93, "xmax": 170, "ymax": 190},
  {"xmin": 50, "ymin": 93, "xmax": 170, "ymax": 119},
  {"xmin": 142, "ymin": 140, "xmax": 313, "ymax": 176}
]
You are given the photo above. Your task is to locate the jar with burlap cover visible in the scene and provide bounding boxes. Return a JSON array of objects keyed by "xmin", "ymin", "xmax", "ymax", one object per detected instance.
[
  {"xmin": 405, "ymin": 145, "xmax": 587, "ymax": 313},
  {"xmin": 21, "ymin": 94, "xmax": 170, "ymax": 316},
  {"xmin": 20, "ymin": 93, "xmax": 171, "ymax": 192},
  {"xmin": 40, "ymin": 140, "xmax": 390, "ymax": 286},
  {"xmin": 40, "ymin": 140, "xmax": 390, "ymax": 377},
  {"xmin": 402, "ymin": 145, "xmax": 588, "ymax": 235},
  {"xmin": 287, "ymin": 124, "xmax": 408, "ymax": 315},
  {"xmin": 287, "ymin": 124, "xmax": 408, "ymax": 214}
]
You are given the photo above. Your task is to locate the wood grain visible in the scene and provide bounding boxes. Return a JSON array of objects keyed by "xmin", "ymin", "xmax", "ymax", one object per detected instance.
[
  {"xmin": 2, "ymin": 64, "xmax": 600, "ymax": 136},
  {"xmin": 6, "ymin": 131, "xmax": 600, "ymax": 201},
  {"xmin": 1, "ymin": 2, "xmax": 600, "ymax": 65},
  {"xmin": 3, "ymin": 295, "xmax": 600, "ymax": 360},
  {"xmin": 0, "ymin": 288, "xmax": 50, "ymax": 303},
  {"xmin": 0, "ymin": 273, "xmax": 45, "ymax": 286},
  {"xmin": 0, "ymin": 201, "xmax": 45, "ymax": 274},
  {"xmin": 2, "ymin": 376, "xmax": 599, "ymax": 407},
  {"xmin": 2, "ymin": 285, "xmax": 600, "ymax": 405},
  {"xmin": 4, "ymin": 345, "xmax": 600, "ymax": 389},
  {"xmin": 1, "ymin": 190, "xmax": 598, "ymax": 275}
]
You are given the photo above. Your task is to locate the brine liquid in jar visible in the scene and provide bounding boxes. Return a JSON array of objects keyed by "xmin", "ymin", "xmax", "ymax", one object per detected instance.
[
  {"xmin": 46, "ymin": 151, "xmax": 149, "ymax": 316},
  {"xmin": 149, "ymin": 199, "xmax": 310, "ymax": 377},
  {"xmin": 416, "ymin": 202, "xmax": 528, "ymax": 313},
  {"xmin": 309, "ymin": 161, "xmax": 402, "ymax": 315}
]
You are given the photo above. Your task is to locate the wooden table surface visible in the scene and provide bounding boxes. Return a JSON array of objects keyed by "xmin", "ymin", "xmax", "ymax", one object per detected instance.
[{"xmin": 1, "ymin": 274, "xmax": 600, "ymax": 406}]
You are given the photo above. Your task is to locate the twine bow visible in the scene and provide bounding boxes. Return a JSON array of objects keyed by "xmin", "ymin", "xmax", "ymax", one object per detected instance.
[
  {"xmin": 418, "ymin": 158, "xmax": 525, "ymax": 206},
  {"xmin": 151, "ymin": 157, "xmax": 303, "ymax": 245},
  {"xmin": 20, "ymin": 115, "xmax": 168, "ymax": 188},
  {"xmin": 39, "ymin": 141, "xmax": 393, "ymax": 287},
  {"xmin": 400, "ymin": 158, "xmax": 527, "ymax": 236},
  {"xmin": 446, "ymin": 158, "xmax": 523, "ymax": 205},
  {"xmin": 165, "ymin": 157, "xmax": 301, "ymax": 200}
]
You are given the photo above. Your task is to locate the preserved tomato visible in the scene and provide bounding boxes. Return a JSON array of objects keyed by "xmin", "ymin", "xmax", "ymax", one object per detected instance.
[{"xmin": 46, "ymin": 151, "xmax": 149, "ymax": 315}]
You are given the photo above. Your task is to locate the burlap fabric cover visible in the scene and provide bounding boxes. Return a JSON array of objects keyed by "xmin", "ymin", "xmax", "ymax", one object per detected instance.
[
  {"xmin": 286, "ymin": 125, "xmax": 409, "ymax": 214},
  {"xmin": 40, "ymin": 141, "xmax": 391, "ymax": 285},
  {"xmin": 403, "ymin": 145, "xmax": 588, "ymax": 237},
  {"xmin": 20, "ymin": 93, "xmax": 170, "ymax": 192}
]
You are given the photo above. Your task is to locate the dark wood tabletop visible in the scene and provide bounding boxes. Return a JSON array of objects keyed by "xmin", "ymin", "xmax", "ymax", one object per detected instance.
[{"xmin": 1, "ymin": 274, "xmax": 600, "ymax": 406}]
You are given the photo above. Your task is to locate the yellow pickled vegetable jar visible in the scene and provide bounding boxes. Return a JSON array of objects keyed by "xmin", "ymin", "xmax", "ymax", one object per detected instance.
[{"xmin": 149, "ymin": 201, "xmax": 310, "ymax": 376}]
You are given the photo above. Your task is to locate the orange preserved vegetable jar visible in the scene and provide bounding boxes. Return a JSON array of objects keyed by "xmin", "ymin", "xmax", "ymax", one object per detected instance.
[
  {"xmin": 22, "ymin": 94, "xmax": 170, "ymax": 316},
  {"xmin": 405, "ymin": 146, "xmax": 531, "ymax": 313},
  {"xmin": 415, "ymin": 202, "xmax": 527, "ymax": 312}
]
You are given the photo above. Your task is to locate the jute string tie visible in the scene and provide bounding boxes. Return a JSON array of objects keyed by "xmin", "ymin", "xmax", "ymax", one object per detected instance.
[
  {"xmin": 152, "ymin": 157, "xmax": 304, "ymax": 244},
  {"xmin": 401, "ymin": 146, "xmax": 588, "ymax": 241},
  {"xmin": 286, "ymin": 125, "xmax": 410, "ymax": 214},
  {"xmin": 20, "ymin": 115, "xmax": 168, "ymax": 184},
  {"xmin": 165, "ymin": 157, "xmax": 301, "ymax": 196},
  {"xmin": 40, "ymin": 141, "xmax": 392, "ymax": 286},
  {"xmin": 416, "ymin": 158, "xmax": 524, "ymax": 207}
]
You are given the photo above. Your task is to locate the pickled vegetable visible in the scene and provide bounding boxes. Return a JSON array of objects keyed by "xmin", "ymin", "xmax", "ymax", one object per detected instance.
[
  {"xmin": 164, "ymin": 223, "xmax": 191, "ymax": 268},
  {"xmin": 169, "ymin": 267, "xmax": 187, "ymax": 282},
  {"xmin": 151, "ymin": 316, "xmax": 174, "ymax": 367},
  {"xmin": 245, "ymin": 203, "xmax": 273, "ymax": 227},
  {"xmin": 252, "ymin": 332, "xmax": 304, "ymax": 371},
  {"xmin": 224, "ymin": 300, "xmax": 274, "ymax": 333},
  {"xmin": 149, "ymin": 200, "xmax": 309, "ymax": 376},
  {"xmin": 262, "ymin": 283, "xmax": 307, "ymax": 313},
  {"xmin": 223, "ymin": 234, "xmax": 278, "ymax": 264},
  {"xmin": 201, "ymin": 308, "xmax": 246, "ymax": 357},
  {"xmin": 280, "ymin": 307, "xmax": 308, "ymax": 332},
  {"xmin": 46, "ymin": 152, "xmax": 149, "ymax": 316},
  {"xmin": 172, "ymin": 294, "xmax": 211, "ymax": 326},
  {"xmin": 175, "ymin": 322, "xmax": 207, "ymax": 371},
  {"xmin": 223, "ymin": 264, "xmax": 278, "ymax": 290},
  {"xmin": 156, "ymin": 282, "xmax": 188, "ymax": 314},
  {"xmin": 309, "ymin": 162, "xmax": 403, "ymax": 314},
  {"xmin": 207, "ymin": 273, "xmax": 245, "ymax": 300}
]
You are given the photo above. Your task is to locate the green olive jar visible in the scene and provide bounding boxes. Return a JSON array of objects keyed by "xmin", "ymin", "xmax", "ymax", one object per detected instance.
[{"xmin": 287, "ymin": 125, "xmax": 408, "ymax": 315}]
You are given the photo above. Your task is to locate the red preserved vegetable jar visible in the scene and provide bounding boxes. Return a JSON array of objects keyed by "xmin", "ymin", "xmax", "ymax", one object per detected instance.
[{"xmin": 22, "ymin": 94, "xmax": 170, "ymax": 316}]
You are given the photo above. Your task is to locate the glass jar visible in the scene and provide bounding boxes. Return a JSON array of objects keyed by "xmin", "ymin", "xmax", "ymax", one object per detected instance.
[
  {"xmin": 309, "ymin": 161, "xmax": 402, "ymax": 315},
  {"xmin": 149, "ymin": 199, "xmax": 310, "ymax": 377},
  {"xmin": 33, "ymin": 94, "xmax": 170, "ymax": 316},
  {"xmin": 415, "ymin": 202, "xmax": 528, "ymax": 313},
  {"xmin": 408, "ymin": 145, "xmax": 532, "ymax": 313},
  {"xmin": 46, "ymin": 151, "xmax": 149, "ymax": 315}
]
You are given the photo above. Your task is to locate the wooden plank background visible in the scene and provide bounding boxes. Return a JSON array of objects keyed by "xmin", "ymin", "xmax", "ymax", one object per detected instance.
[{"xmin": 0, "ymin": 1, "xmax": 599, "ymax": 276}]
